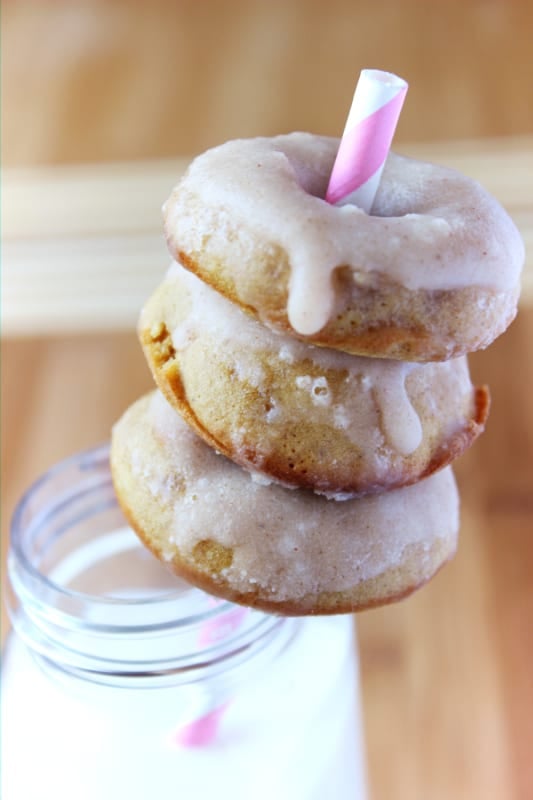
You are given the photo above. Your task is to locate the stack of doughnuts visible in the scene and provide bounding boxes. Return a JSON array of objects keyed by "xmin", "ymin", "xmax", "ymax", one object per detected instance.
[{"xmin": 111, "ymin": 133, "xmax": 523, "ymax": 615}]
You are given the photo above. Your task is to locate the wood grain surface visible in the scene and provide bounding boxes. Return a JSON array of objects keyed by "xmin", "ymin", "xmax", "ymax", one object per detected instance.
[
  {"xmin": 2, "ymin": 2, "xmax": 533, "ymax": 799},
  {"xmin": 3, "ymin": 0, "xmax": 533, "ymax": 166}
]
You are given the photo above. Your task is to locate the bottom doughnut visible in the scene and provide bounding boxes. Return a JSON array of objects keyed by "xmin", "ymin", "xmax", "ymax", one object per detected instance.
[{"xmin": 111, "ymin": 391, "xmax": 460, "ymax": 615}]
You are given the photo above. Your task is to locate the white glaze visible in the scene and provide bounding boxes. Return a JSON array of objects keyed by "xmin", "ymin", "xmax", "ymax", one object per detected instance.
[
  {"xmin": 158, "ymin": 263, "xmax": 433, "ymax": 457},
  {"xmin": 122, "ymin": 391, "xmax": 461, "ymax": 602},
  {"xmin": 163, "ymin": 133, "xmax": 524, "ymax": 335}
]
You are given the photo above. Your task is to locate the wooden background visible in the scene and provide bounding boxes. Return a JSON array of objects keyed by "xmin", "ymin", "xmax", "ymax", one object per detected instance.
[
  {"xmin": 2, "ymin": 2, "xmax": 533, "ymax": 799},
  {"xmin": 3, "ymin": 0, "xmax": 533, "ymax": 166}
]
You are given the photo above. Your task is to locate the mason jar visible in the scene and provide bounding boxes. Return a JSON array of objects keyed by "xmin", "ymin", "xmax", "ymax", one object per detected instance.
[{"xmin": 2, "ymin": 444, "xmax": 368, "ymax": 800}]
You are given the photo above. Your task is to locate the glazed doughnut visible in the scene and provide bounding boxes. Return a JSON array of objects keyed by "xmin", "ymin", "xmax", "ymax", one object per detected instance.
[
  {"xmin": 111, "ymin": 391, "xmax": 460, "ymax": 615},
  {"xmin": 163, "ymin": 133, "xmax": 524, "ymax": 361},
  {"xmin": 140, "ymin": 261, "xmax": 489, "ymax": 497}
]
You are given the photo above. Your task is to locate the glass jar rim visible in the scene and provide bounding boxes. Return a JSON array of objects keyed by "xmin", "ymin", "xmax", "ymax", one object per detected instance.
[
  {"xmin": 6, "ymin": 444, "xmax": 289, "ymax": 686},
  {"xmin": 10, "ymin": 443, "xmax": 234, "ymax": 620}
]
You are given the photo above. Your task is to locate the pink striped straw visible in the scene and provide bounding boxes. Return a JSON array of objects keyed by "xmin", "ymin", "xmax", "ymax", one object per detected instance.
[
  {"xmin": 326, "ymin": 69, "xmax": 408, "ymax": 212},
  {"xmin": 174, "ymin": 702, "xmax": 231, "ymax": 748},
  {"xmin": 173, "ymin": 602, "xmax": 249, "ymax": 747}
]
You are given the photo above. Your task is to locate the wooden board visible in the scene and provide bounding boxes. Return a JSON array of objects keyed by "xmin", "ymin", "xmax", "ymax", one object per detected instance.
[{"xmin": 3, "ymin": 0, "xmax": 533, "ymax": 167}]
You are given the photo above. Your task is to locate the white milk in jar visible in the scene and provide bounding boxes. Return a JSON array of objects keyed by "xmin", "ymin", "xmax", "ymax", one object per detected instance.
[{"xmin": 1, "ymin": 445, "xmax": 368, "ymax": 800}]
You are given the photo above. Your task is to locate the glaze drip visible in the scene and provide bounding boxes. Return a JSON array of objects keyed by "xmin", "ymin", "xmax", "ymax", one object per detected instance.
[
  {"xmin": 287, "ymin": 255, "xmax": 336, "ymax": 335},
  {"xmin": 165, "ymin": 133, "xmax": 524, "ymax": 337},
  {"xmin": 372, "ymin": 367, "xmax": 423, "ymax": 455},
  {"xmin": 162, "ymin": 264, "xmax": 431, "ymax": 460}
]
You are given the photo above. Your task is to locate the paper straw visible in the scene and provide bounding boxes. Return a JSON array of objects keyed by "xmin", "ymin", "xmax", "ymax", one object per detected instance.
[
  {"xmin": 174, "ymin": 602, "xmax": 249, "ymax": 747},
  {"xmin": 174, "ymin": 702, "xmax": 231, "ymax": 748},
  {"xmin": 326, "ymin": 69, "xmax": 408, "ymax": 212}
]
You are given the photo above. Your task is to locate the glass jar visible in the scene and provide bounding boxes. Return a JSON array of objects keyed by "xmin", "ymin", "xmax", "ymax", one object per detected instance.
[{"xmin": 2, "ymin": 445, "xmax": 368, "ymax": 800}]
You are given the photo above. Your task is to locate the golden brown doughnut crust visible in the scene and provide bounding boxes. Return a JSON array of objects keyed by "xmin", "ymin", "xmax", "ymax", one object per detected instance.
[
  {"xmin": 139, "ymin": 270, "xmax": 490, "ymax": 497},
  {"xmin": 163, "ymin": 134, "xmax": 524, "ymax": 361},
  {"xmin": 111, "ymin": 392, "xmax": 459, "ymax": 616},
  {"xmin": 177, "ymin": 249, "xmax": 520, "ymax": 362}
]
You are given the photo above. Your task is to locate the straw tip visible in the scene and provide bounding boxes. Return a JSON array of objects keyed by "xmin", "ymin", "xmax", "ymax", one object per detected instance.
[{"xmin": 361, "ymin": 69, "xmax": 408, "ymax": 91}]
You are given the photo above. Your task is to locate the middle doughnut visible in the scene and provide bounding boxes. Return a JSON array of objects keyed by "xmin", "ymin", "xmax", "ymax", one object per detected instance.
[{"xmin": 140, "ymin": 262, "xmax": 489, "ymax": 497}]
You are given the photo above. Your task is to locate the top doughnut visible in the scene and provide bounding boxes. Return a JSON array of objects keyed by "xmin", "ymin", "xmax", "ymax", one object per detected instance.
[{"xmin": 163, "ymin": 133, "xmax": 524, "ymax": 361}]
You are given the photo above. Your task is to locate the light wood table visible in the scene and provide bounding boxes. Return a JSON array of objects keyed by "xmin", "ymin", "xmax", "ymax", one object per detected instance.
[
  {"xmin": 2, "ymin": 138, "xmax": 533, "ymax": 799},
  {"xmin": 4, "ymin": 0, "xmax": 533, "ymax": 168}
]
